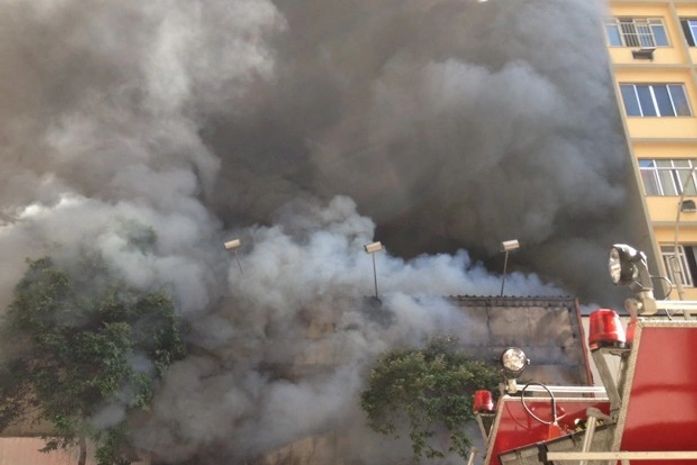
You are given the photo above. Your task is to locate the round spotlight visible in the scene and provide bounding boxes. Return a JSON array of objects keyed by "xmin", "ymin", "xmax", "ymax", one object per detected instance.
[
  {"xmin": 609, "ymin": 247, "xmax": 623, "ymax": 285},
  {"xmin": 608, "ymin": 244, "xmax": 644, "ymax": 286},
  {"xmin": 501, "ymin": 347, "xmax": 529, "ymax": 377}
]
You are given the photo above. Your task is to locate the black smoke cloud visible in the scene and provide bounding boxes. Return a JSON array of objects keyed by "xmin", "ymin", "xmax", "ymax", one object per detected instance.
[
  {"xmin": 0, "ymin": 0, "xmax": 648, "ymax": 463},
  {"xmin": 205, "ymin": 0, "xmax": 646, "ymax": 301}
]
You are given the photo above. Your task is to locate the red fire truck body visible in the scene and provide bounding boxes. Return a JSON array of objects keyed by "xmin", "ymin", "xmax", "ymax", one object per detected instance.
[
  {"xmin": 474, "ymin": 244, "xmax": 697, "ymax": 465},
  {"xmin": 479, "ymin": 319, "xmax": 697, "ymax": 465},
  {"xmin": 484, "ymin": 397, "xmax": 611, "ymax": 464}
]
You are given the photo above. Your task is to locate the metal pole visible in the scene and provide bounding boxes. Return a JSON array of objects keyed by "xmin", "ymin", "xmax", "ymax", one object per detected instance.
[
  {"xmin": 673, "ymin": 165, "xmax": 697, "ymax": 300},
  {"xmin": 500, "ymin": 251, "xmax": 509, "ymax": 296},
  {"xmin": 465, "ymin": 448, "xmax": 478, "ymax": 465},
  {"xmin": 578, "ymin": 415, "xmax": 597, "ymax": 465},
  {"xmin": 591, "ymin": 350, "xmax": 621, "ymax": 417},
  {"xmin": 475, "ymin": 415, "xmax": 489, "ymax": 444},
  {"xmin": 372, "ymin": 252, "xmax": 379, "ymax": 299},
  {"xmin": 233, "ymin": 250, "xmax": 244, "ymax": 274},
  {"xmin": 546, "ymin": 451, "xmax": 697, "ymax": 461}
]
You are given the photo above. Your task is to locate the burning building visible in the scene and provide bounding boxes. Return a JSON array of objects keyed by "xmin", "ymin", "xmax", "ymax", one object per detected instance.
[
  {"xmin": 123, "ymin": 294, "xmax": 590, "ymax": 465},
  {"xmin": 246, "ymin": 295, "xmax": 593, "ymax": 465}
]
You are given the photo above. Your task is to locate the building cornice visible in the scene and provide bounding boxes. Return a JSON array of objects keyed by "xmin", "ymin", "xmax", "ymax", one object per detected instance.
[
  {"xmin": 632, "ymin": 137, "xmax": 697, "ymax": 144},
  {"xmin": 653, "ymin": 221, "xmax": 697, "ymax": 227},
  {"xmin": 610, "ymin": 0, "xmax": 697, "ymax": 4},
  {"xmin": 612, "ymin": 63, "xmax": 692, "ymax": 70}
]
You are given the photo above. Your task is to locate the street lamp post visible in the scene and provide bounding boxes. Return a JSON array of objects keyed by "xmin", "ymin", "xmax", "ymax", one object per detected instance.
[
  {"xmin": 364, "ymin": 241, "xmax": 384, "ymax": 300},
  {"xmin": 673, "ymin": 166, "xmax": 697, "ymax": 300},
  {"xmin": 500, "ymin": 239, "xmax": 520, "ymax": 296},
  {"xmin": 224, "ymin": 238, "xmax": 244, "ymax": 273}
]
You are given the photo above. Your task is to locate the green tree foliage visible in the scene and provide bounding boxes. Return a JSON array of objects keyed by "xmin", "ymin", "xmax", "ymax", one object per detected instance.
[
  {"xmin": 360, "ymin": 338, "xmax": 499, "ymax": 461},
  {"xmin": 0, "ymin": 257, "xmax": 187, "ymax": 465}
]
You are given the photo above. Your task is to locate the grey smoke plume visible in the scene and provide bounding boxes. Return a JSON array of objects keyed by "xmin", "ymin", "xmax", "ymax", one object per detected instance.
[
  {"xmin": 135, "ymin": 195, "xmax": 558, "ymax": 463},
  {"xmin": 0, "ymin": 0, "xmax": 645, "ymax": 462}
]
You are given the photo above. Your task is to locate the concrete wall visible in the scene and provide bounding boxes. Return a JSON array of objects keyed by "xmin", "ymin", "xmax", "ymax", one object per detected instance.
[
  {"xmin": 0, "ymin": 438, "xmax": 150, "ymax": 465},
  {"xmin": 255, "ymin": 297, "xmax": 592, "ymax": 465}
]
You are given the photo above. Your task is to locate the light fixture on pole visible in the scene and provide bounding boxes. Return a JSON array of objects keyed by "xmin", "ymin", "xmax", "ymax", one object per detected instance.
[
  {"xmin": 500, "ymin": 239, "xmax": 520, "ymax": 296},
  {"xmin": 364, "ymin": 241, "xmax": 384, "ymax": 300},
  {"xmin": 608, "ymin": 244, "xmax": 657, "ymax": 316},
  {"xmin": 224, "ymin": 238, "xmax": 244, "ymax": 274},
  {"xmin": 673, "ymin": 165, "xmax": 697, "ymax": 300},
  {"xmin": 500, "ymin": 347, "xmax": 530, "ymax": 394}
]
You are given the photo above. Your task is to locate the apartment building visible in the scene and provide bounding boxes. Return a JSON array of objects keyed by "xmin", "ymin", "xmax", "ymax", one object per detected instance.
[{"xmin": 605, "ymin": 0, "xmax": 697, "ymax": 299}]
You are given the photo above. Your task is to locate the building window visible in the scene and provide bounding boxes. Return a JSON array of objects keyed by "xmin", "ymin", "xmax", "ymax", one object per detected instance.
[
  {"xmin": 605, "ymin": 18, "xmax": 669, "ymax": 47},
  {"xmin": 661, "ymin": 245, "xmax": 697, "ymax": 287},
  {"xmin": 619, "ymin": 83, "xmax": 691, "ymax": 117},
  {"xmin": 680, "ymin": 19, "xmax": 697, "ymax": 46},
  {"xmin": 639, "ymin": 159, "xmax": 697, "ymax": 196}
]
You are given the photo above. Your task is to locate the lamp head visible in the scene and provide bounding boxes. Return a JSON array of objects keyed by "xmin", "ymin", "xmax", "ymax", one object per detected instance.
[
  {"xmin": 608, "ymin": 244, "xmax": 646, "ymax": 286},
  {"xmin": 501, "ymin": 347, "xmax": 529, "ymax": 378},
  {"xmin": 224, "ymin": 239, "xmax": 241, "ymax": 250},
  {"xmin": 364, "ymin": 241, "xmax": 384, "ymax": 254},
  {"xmin": 501, "ymin": 239, "xmax": 520, "ymax": 252}
]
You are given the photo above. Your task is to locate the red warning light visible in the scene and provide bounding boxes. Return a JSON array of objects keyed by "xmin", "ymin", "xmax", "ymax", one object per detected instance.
[
  {"xmin": 473, "ymin": 389, "xmax": 495, "ymax": 414},
  {"xmin": 588, "ymin": 308, "xmax": 626, "ymax": 351}
]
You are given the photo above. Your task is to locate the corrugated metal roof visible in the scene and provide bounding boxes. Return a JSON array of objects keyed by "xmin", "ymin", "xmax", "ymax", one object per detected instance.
[{"xmin": 449, "ymin": 295, "xmax": 577, "ymax": 307}]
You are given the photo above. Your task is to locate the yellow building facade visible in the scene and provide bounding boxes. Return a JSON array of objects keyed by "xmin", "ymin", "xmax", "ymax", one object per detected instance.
[{"xmin": 606, "ymin": 0, "xmax": 697, "ymax": 299}]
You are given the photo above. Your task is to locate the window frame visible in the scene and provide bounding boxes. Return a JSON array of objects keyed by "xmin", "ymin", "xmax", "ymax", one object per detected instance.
[
  {"xmin": 639, "ymin": 159, "xmax": 697, "ymax": 196},
  {"xmin": 680, "ymin": 18, "xmax": 697, "ymax": 46},
  {"xmin": 605, "ymin": 17, "xmax": 670, "ymax": 48},
  {"xmin": 661, "ymin": 244, "xmax": 697, "ymax": 288},
  {"xmin": 619, "ymin": 83, "xmax": 691, "ymax": 117},
  {"xmin": 661, "ymin": 245, "xmax": 693, "ymax": 287}
]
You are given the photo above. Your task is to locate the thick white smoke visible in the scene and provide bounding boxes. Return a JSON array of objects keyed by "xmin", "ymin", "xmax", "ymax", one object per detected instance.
[
  {"xmin": 0, "ymin": 0, "xmax": 642, "ymax": 462},
  {"xmin": 133, "ymin": 195, "xmax": 559, "ymax": 463}
]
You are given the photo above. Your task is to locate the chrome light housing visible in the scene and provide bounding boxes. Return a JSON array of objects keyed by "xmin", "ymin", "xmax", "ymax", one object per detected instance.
[
  {"xmin": 609, "ymin": 247, "xmax": 623, "ymax": 285},
  {"xmin": 609, "ymin": 244, "xmax": 644, "ymax": 286},
  {"xmin": 501, "ymin": 347, "xmax": 529, "ymax": 378}
]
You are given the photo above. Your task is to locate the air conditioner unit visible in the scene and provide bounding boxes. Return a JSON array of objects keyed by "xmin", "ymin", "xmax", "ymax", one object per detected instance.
[
  {"xmin": 681, "ymin": 199, "xmax": 697, "ymax": 213},
  {"xmin": 632, "ymin": 48, "xmax": 655, "ymax": 60}
]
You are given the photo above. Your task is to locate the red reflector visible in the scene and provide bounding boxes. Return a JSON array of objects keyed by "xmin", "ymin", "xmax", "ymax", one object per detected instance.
[
  {"xmin": 546, "ymin": 422, "xmax": 565, "ymax": 440},
  {"xmin": 626, "ymin": 319, "xmax": 637, "ymax": 345},
  {"xmin": 588, "ymin": 308, "xmax": 626, "ymax": 351},
  {"xmin": 473, "ymin": 389, "xmax": 495, "ymax": 413}
]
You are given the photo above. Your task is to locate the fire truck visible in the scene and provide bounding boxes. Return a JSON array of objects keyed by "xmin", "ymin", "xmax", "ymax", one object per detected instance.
[{"xmin": 470, "ymin": 244, "xmax": 697, "ymax": 465}]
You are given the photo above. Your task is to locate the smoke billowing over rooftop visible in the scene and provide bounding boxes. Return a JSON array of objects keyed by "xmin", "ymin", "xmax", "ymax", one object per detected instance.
[{"xmin": 0, "ymin": 0, "xmax": 644, "ymax": 462}]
